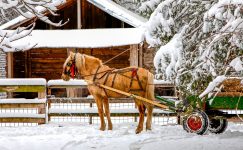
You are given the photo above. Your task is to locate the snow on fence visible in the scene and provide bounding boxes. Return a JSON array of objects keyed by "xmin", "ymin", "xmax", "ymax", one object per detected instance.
[
  {"xmin": 0, "ymin": 78, "xmax": 177, "ymax": 126},
  {"xmin": 0, "ymin": 78, "xmax": 47, "ymax": 126},
  {"xmin": 47, "ymin": 79, "xmax": 178, "ymax": 125}
]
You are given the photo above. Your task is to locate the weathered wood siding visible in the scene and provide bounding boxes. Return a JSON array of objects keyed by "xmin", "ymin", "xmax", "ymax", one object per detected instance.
[
  {"xmin": 142, "ymin": 43, "xmax": 156, "ymax": 74},
  {"xmin": 0, "ymin": 51, "xmax": 6, "ymax": 98},
  {"xmin": 13, "ymin": 46, "xmax": 130, "ymax": 80}
]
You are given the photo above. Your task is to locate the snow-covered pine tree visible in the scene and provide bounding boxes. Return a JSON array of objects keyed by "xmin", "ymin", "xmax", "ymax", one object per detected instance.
[{"xmin": 139, "ymin": 0, "xmax": 242, "ymax": 98}]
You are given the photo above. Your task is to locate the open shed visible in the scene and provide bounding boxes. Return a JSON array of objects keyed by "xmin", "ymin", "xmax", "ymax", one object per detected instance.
[{"xmin": 7, "ymin": 28, "xmax": 145, "ymax": 81}]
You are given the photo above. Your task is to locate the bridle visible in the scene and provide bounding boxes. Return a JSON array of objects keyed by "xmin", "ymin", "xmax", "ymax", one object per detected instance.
[{"xmin": 63, "ymin": 53, "xmax": 78, "ymax": 79}]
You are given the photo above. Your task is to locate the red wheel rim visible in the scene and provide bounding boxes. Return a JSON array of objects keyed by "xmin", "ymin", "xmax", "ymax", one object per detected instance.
[{"xmin": 187, "ymin": 115, "xmax": 202, "ymax": 131}]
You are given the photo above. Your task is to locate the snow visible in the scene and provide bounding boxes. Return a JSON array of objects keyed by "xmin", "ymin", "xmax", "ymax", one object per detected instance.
[
  {"xmin": 0, "ymin": 78, "xmax": 46, "ymax": 86},
  {"xmin": 48, "ymin": 79, "xmax": 173, "ymax": 86},
  {"xmin": 154, "ymin": 79, "xmax": 173, "ymax": 85},
  {"xmin": 0, "ymin": 99, "xmax": 46, "ymax": 104},
  {"xmin": 9, "ymin": 28, "xmax": 145, "ymax": 50},
  {"xmin": 230, "ymin": 57, "xmax": 243, "ymax": 72},
  {"xmin": 199, "ymin": 75, "xmax": 226, "ymax": 98},
  {"xmin": 87, "ymin": 0, "xmax": 147, "ymax": 27},
  {"xmin": 47, "ymin": 79, "xmax": 87, "ymax": 86},
  {"xmin": 0, "ymin": 123, "xmax": 242, "ymax": 150},
  {"xmin": 0, "ymin": 113, "xmax": 45, "ymax": 118},
  {"xmin": 0, "ymin": 0, "xmax": 66, "ymax": 30}
]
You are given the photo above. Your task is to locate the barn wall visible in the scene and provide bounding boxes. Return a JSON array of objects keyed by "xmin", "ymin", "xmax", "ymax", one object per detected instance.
[
  {"xmin": 13, "ymin": 46, "xmax": 130, "ymax": 80},
  {"xmin": 143, "ymin": 43, "xmax": 156, "ymax": 74},
  {"xmin": 34, "ymin": 0, "xmax": 131, "ymax": 30},
  {"xmin": 0, "ymin": 51, "xmax": 6, "ymax": 98}
]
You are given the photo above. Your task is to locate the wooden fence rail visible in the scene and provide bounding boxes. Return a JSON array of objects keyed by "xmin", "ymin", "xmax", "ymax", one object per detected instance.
[
  {"xmin": 0, "ymin": 78, "xmax": 47, "ymax": 124},
  {"xmin": 0, "ymin": 78, "xmax": 176, "ymax": 125}
]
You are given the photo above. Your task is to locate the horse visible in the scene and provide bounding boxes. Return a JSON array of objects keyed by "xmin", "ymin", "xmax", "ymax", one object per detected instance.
[{"xmin": 62, "ymin": 51, "xmax": 155, "ymax": 134}]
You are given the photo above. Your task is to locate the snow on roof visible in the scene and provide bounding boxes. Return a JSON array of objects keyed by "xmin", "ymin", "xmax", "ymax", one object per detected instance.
[
  {"xmin": 1, "ymin": 0, "xmax": 146, "ymax": 30},
  {"xmin": 11, "ymin": 28, "xmax": 145, "ymax": 48},
  {"xmin": 87, "ymin": 0, "xmax": 147, "ymax": 27},
  {"xmin": 47, "ymin": 79, "xmax": 87, "ymax": 86},
  {"xmin": 0, "ymin": 0, "xmax": 66, "ymax": 30},
  {"xmin": 0, "ymin": 78, "xmax": 46, "ymax": 86}
]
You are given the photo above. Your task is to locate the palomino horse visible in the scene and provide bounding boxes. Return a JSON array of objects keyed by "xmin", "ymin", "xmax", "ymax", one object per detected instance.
[{"xmin": 62, "ymin": 52, "xmax": 154, "ymax": 134}]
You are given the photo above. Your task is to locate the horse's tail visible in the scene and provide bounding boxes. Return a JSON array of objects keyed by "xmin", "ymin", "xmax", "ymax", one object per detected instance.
[{"xmin": 145, "ymin": 71, "xmax": 155, "ymax": 102}]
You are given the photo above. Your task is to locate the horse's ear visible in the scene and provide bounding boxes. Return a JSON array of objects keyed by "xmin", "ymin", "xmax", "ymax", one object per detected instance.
[{"xmin": 69, "ymin": 51, "xmax": 74, "ymax": 59}]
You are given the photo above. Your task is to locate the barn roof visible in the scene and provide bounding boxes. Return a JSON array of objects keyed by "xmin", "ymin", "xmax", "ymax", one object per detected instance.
[
  {"xmin": 87, "ymin": 0, "xmax": 147, "ymax": 27},
  {"xmin": 0, "ymin": 0, "xmax": 147, "ymax": 30},
  {"xmin": 11, "ymin": 28, "xmax": 145, "ymax": 49}
]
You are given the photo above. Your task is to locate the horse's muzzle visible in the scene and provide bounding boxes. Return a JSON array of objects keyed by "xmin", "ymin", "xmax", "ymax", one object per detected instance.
[{"xmin": 61, "ymin": 74, "xmax": 70, "ymax": 81}]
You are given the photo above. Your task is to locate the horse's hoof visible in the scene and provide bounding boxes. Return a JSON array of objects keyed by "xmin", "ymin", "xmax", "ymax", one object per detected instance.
[
  {"xmin": 146, "ymin": 126, "xmax": 152, "ymax": 131},
  {"xmin": 146, "ymin": 127, "xmax": 152, "ymax": 131},
  {"xmin": 100, "ymin": 126, "xmax": 106, "ymax": 131},
  {"xmin": 108, "ymin": 125, "xmax": 113, "ymax": 130},
  {"xmin": 135, "ymin": 128, "xmax": 142, "ymax": 134}
]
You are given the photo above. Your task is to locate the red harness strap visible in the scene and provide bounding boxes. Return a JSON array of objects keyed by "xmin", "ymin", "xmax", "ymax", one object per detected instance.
[{"xmin": 70, "ymin": 63, "xmax": 76, "ymax": 79}]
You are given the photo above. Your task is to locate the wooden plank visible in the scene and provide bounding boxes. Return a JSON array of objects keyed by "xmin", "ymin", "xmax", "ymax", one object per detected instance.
[
  {"xmin": 31, "ymin": 59, "xmax": 65, "ymax": 63},
  {"xmin": 139, "ymin": 44, "xmax": 143, "ymax": 67},
  {"xmin": 31, "ymin": 53, "xmax": 67, "ymax": 58},
  {"xmin": 31, "ymin": 49, "xmax": 67, "ymax": 54},
  {"xmin": 0, "ymin": 103, "xmax": 45, "ymax": 108},
  {"xmin": 0, "ymin": 85, "xmax": 46, "ymax": 92},
  {"xmin": 7, "ymin": 53, "xmax": 13, "ymax": 78},
  {"xmin": 49, "ymin": 112, "xmax": 174, "ymax": 117},
  {"xmin": 130, "ymin": 45, "xmax": 138, "ymax": 67},
  {"xmin": 48, "ymin": 97, "xmax": 134, "ymax": 103},
  {"xmin": 0, "ymin": 118, "xmax": 45, "ymax": 123},
  {"xmin": 48, "ymin": 85, "xmax": 87, "ymax": 89}
]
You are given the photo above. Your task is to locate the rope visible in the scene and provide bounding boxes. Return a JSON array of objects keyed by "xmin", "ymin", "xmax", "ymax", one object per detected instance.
[{"xmin": 103, "ymin": 48, "xmax": 131, "ymax": 65}]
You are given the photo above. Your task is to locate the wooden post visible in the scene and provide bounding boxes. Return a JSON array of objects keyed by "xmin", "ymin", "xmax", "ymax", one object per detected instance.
[
  {"xmin": 77, "ymin": 0, "xmax": 82, "ymax": 29},
  {"xmin": 139, "ymin": 43, "xmax": 143, "ymax": 67},
  {"xmin": 7, "ymin": 53, "xmax": 13, "ymax": 98},
  {"xmin": 89, "ymin": 103, "xmax": 92, "ymax": 124},
  {"xmin": 130, "ymin": 45, "xmax": 138, "ymax": 67},
  {"xmin": 38, "ymin": 88, "xmax": 46, "ymax": 125},
  {"xmin": 47, "ymin": 88, "xmax": 52, "ymax": 122}
]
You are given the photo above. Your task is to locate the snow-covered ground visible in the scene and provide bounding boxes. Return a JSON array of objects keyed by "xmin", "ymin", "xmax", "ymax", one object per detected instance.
[{"xmin": 0, "ymin": 122, "xmax": 243, "ymax": 150}]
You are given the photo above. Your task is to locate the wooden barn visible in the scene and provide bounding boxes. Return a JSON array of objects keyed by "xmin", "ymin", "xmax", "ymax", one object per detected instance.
[
  {"xmin": 1, "ymin": 0, "xmax": 155, "ymax": 80},
  {"xmin": 1, "ymin": 0, "xmax": 174, "ymax": 98}
]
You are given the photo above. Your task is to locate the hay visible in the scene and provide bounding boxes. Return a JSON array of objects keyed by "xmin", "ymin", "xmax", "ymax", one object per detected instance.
[
  {"xmin": 215, "ymin": 92, "xmax": 243, "ymax": 97},
  {"xmin": 221, "ymin": 78, "xmax": 243, "ymax": 92}
]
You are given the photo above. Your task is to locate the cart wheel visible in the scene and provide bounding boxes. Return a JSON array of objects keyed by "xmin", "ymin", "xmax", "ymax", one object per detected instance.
[
  {"xmin": 209, "ymin": 118, "xmax": 228, "ymax": 134},
  {"xmin": 183, "ymin": 110, "xmax": 209, "ymax": 135}
]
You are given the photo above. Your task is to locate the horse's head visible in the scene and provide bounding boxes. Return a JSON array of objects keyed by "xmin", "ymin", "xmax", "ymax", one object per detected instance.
[{"xmin": 62, "ymin": 52, "xmax": 77, "ymax": 81}]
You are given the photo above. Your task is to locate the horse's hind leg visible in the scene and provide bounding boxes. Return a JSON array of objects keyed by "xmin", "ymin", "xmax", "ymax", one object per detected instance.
[
  {"xmin": 146, "ymin": 104, "xmax": 153, "ymax": 130},
  {"xmin": 135, "ymin": 101, "xmax": 146, "ymax": 134},
  {"xmin": 103, "ymin": 97, "xmax": 113, "ymax": 130},
  {"xmin": 94, "ymin": 96, "xmax": 106, "ymax": 131}
]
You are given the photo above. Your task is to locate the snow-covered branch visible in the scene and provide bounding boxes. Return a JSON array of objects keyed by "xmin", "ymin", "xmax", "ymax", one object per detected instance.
[
  {"xmin": 0, "ymin": 0, "xmax": 67, "ymax": 52},
  {"xmin": 140, "ymin": 0, "xmax": 242, "ymax": 97}
]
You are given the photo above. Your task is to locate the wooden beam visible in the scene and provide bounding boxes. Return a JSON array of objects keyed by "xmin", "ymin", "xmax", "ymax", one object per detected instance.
[
  {"xmin": 77, "ymin": 0, "xmax": 82, "ymax": 29},
  {"xmin": 130, "ymin": 44, "xmax": 138, "ymax": 67},
  {"xmin": 139, "ymin": 43, "xmax": 143, "ymax": 67},
  {"xmin": 7, "ymin": 53, "xmax": 13, "ymax": 78}
]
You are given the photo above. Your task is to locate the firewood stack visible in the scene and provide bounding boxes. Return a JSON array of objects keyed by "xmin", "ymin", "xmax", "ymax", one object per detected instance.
[{"xmin": 216, "ymin": 78, "xmax": 243, "ymax": 97}]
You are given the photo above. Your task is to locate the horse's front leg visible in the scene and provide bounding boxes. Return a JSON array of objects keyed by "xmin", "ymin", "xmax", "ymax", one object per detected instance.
[
  {"xmin": 94, "ymin": 96, "xmax": 106, "ymax": 131},
  {"xmin": 103, "ymin": 97, "xmax": 112, "ymax": 130}
]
